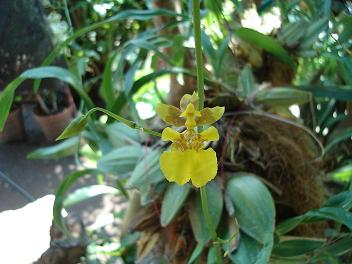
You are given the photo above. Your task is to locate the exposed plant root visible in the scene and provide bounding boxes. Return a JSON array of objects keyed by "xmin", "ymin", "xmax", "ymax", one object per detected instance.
[{"xmin": 221, "ymin": 114, "xmax": 326, "ymax": 236}]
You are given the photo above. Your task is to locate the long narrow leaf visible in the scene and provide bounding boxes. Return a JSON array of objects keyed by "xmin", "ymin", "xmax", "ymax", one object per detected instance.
[
  {"xmin": 234, "ymin": 27, "xmax": 295, "ymax": 67},
  {"xmin": 53, "ymin": 169, "xmax": 95, "ymax": 234}
]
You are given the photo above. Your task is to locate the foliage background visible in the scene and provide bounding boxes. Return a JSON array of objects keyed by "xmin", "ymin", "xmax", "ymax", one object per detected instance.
[{"xmin": 1, "ymin": 0, "xmax": 352, "ymax": 263}]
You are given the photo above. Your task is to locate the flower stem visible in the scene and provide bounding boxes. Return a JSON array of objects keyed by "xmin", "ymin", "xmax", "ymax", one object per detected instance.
[
  {"xmin": 192, "ymin": 0, "xmax": 223, "ymax": 263},
  {"xmin": 192, "ymin": 0, "xmax": 205, "ymax": 111}
]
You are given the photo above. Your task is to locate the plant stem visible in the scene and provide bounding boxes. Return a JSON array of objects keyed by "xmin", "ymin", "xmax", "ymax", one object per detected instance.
[
  {"xmin": 192, "ymin": 0, "xmax": 223, "ymax": 263},
  {"xmin": 192, "ymin": 0, "xmax": 205, "ymax": 110},
  {"xmin": 87, "ymin": 107, "xmax": 162, "ymax": 137}
]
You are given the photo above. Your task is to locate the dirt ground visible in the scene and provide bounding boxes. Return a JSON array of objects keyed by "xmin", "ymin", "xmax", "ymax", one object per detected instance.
[{"xmin": 0, "ymin": 105, "xmax": 123, "ymax": 227}]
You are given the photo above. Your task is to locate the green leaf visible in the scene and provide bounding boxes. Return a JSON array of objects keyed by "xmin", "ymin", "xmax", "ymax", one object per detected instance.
[
  {"xmin": 234, "ymin": 27, "xmax": 295, "ymax": 67},
  {"xmin": 189, "ymin": 181, "xmax": 223, "ymax": 244},
  {"xmin": 105, "ymin": 123, "xmax": 142, "ymax": 147},
  {"xmin": 22, "ymin": 66, "xmax": 93, "ymax": 108},
  {"xmin": 97, "ymin": 145, "xmax": 143, "ymax": 176},
  {"xmin": 0, "ymin": 66, "xmax": 93, "ymax": 131},
  {"xmin": 329, "ymin": 164, "xmax": 352, "ymax": 182},
  {"xmin": 27, "ymin": 137, "xmax": 80, "ymax": 160},
  {"xmin": 238, "ymin": 66, "xmax": 256, "ymax": 97},
  {"xmin": 279, "ymin": 21, "xmax": 306, "ymax": 47},
  {"xmin": 160, "ymin": 183, "xmax": 191, "ymax": 227},
  {"xmin": 229, "ymin": 232, "xmax": 273, "ymax": 264},
  {"xmin": 270, "ymin": 256, "xmax": 307, "ymax": 264},
  {"xmin": 127, "ymin": 148, "xmax": 164, "ymax": 188},
  {"xmin": 321, "ymin": 236, "xmax": 352, "ymax": 256},
  {"xmin": 272, "ymin": 239, "xmax": 324, "ymax": 257},
  {"xmin": 299, "ymin": 18, "xmax": 329, "ymax": 50},
  {"xmin": 339, "ymin": 15, "xmax": 352, "ymax": 42},
  {"xmin": 101, "ymin": 52, "xmax": 119, "ymax": 108},
  {"xmin": 34, "ymin": 8, "xmax": 186, "ymax": 92},
  {"xmin": 338, "ymin": 57, "xmax": 352, "ymax": 86},
  {"xmin": 0, "ymin": 78, "xmax": 23, "ymax": 131},
  {"xmin": 201, "ymin": 31, "xmax": 217, "ymax": 75},
  {"xmin": 110, "ymin": 67, "xmax": 193, "ymax": 114},
  {"xmin": 276, "ymin": 207, "xmax": 352, "ymax": 236},
  {"xmin": 63, "ymin": 185, "xmax": 119, "ymax": 207},
  {"xmin": 296, "ymin": 85, "xmax": 352, "ymax": 101},
  {"xmin": 226, "ymin": 173, "xmax": 275, "ymax": 264},
  {"xmin": 57, "ymin": 107, "xmax": 153, "ymax": 140},
  {"xmin": 53, "ymin": 169, "xmax": 95, "ymax": 234},
  {"xmin": 188, "ymin": 243, "xmax": 205, "ymax": 264},
  {"xmin": 56, "ymin": 115, "xmax": 88, "ymax": 140},
  {"xmin": 325, "ymin": 127, "xmax": 352, "ymax": 153},
  {"xmin": 323, "ymin": 191, "xmax": 352, "ymax": 210},
  {"xmin": 207, "ymin": 246, "xmax": 217, "ymax": 264},
  {"xmin": 255, "ymin": 88, "xmax": 311, "ymax": 107}
]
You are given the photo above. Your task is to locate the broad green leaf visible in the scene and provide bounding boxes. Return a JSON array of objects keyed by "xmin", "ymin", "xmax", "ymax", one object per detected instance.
[
  {"xmin": 276, "ymin": 207, "xmax": 352, "ymax": 236},
  {"xmin": 189, "ymin": 181, "xmax": 223, "ymax": 244},
  {"xmin": 228, "ymin": 232, "xmax": 273, "ymax": 264},
  {"xmin": 234, "ymin": 27, "xmax": 295, "ymax": 67},
  {"xmin": 27, "ymin": 137, "xmax": 80, "ymax": 160},
  {"xmin": 160, "ymin": 183, "xmax": 191, "ymax": 226},
  {"xmin": 255, "ymin": 88, "xmax": 311, "ymax": 107},
  {"xmin": 127, "ymin": 148, "xmax": 164, "ymax": 188},
  {"xmin": 97, "ymin": 145, "xmax": 143, "ymax": 176},
  {"xmin": 106, "ymin": 123, "xmax": 141, "ymax": 148},
  {"xmin": 53, "ymin": 169, "xmax": 95, "ymax": 234},
  {"xmin": 272, "ymin": 239, "xmax": 324, "ymax": 257},
  {"xmin": 226, "ymin": 173, "xmax": 275, "ymax": 264},
  {"xmin": 63, "ymin": 185, "xmax": 119, "ymax": 207}
]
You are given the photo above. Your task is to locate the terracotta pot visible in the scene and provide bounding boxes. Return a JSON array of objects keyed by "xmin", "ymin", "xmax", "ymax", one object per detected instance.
[
  {"xmin": 0, "ymin": 106, "xmax": 25, "ymax": 143},
  {"xmin": 33, "ymin": 105, "xmax": 74, "ymax": 142},
  {"xmin": 64, "ymin": 87, "xmax": 77, "ymax": 116}
]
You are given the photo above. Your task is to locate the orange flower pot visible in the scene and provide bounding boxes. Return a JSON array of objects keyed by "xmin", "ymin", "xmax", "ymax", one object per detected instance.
[{"xmin": 33, "ymin": 104, "xmax": 74, "ymax": 142}]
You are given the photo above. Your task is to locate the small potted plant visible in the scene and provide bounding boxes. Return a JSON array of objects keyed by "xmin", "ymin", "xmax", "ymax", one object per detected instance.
[
  {"xmin": 33, "ymin": 88, "xmax": 75, "ymax": 142},
  {"xmin": 0, "ymin": 96, "xmax": 25, "ymax": 143}
]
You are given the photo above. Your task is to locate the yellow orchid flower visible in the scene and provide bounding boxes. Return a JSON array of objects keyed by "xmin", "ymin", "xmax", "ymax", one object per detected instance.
[{"xmin": 156, "ymin": 93, "xmax": 225, "ymax": 188}]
